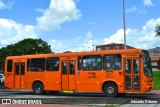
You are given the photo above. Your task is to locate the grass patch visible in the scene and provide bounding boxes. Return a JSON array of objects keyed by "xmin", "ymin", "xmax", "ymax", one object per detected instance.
[{"xmin": 153, "ymin": 71, "xmax": 160, "ymax": 90}]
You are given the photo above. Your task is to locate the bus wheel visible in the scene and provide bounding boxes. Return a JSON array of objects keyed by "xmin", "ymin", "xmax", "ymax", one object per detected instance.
[
  {"xmin": 104, "ymin": 83, "xmax": 118, "ymax": 97},
  {"xmin": 33, "ymin": 82, "xmax": 44, "ymax": 95}
]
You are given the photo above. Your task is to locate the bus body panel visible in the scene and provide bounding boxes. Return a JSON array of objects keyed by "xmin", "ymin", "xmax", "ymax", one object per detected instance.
[
  {"xmin": 44, "ymin": 72, "xmax": 61, "ymax": 91},
  {"xmin": 76, "ymin": 70, "xmax": 104, "ymax": 92},
  {"xmin": 4, "ymin": 72, "xmax": 14, "ymax": 89},
  {"xmin": 25, "ymin": 72, "xmax": 45, "ymax": 90}
]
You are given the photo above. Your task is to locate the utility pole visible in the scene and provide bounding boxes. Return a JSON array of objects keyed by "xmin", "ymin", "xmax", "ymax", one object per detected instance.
[{"xmin": 123, "ymin": 0, "xmax": 127, "ymax": 49}]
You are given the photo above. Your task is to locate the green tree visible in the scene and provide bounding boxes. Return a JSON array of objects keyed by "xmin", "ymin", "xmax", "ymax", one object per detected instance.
[
  {"xmin": 0, "ymin": 38, "xmax": 52, "ymax": 73},
  {"xmin": 11, "ymin": 38, "xmax": 52, "ymax": 55},
  {"xmin": 155, "ymin": 24, "xmax": 160, "ymax": 37}
]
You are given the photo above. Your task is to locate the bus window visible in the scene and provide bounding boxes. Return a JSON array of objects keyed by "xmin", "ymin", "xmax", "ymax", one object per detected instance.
[
  {"xmin": 133, "ymin": 59, "xmax": 139, "ymax": 74},
  {"xmin": 125, "ymin": 59, "xmax": 131, "ymax": 74},
  {"xmin": 78, "ymin": 56, "xmax": 81, "ymax": 71},
  {"xmin": 30, "ymin": 58, "xmax": 45, "ymax": 71},
  {"xmin": 62, "ymin": 62, "xmax": 68, "ymax": 74},
  {"xmin": 46, "ymin": 57, "xmax": 59, "ymax": 71},
  {"xmin": 103, "ymin": 55, "xmax": 121, "ymax": 70},
  {"xmin": 125, "ymin": 76, "xmax": 131, "ymax": 90},
  {"xmin": 21, "ymin": 63, "xmax": 25, "ymax": 75},
  {"xmin": 82, "ymin": 55, "xmax": 102, "ymax": 71},
  {"xmin": 15, "ymin": 64, "xmax": 19, "ymax": 75},
  {"xmin": 70, "ymin": 62, "xmax": 75, "ymax": 74},
  {"xmin": 7, "ymin": 60, "xmax": 13, "ymax": 72},
  {"xmin": 27, "ymin": 59, "xmax": 30, "ymax": 71},
  {"xmin": 143, "ymin": 57, "xmax": 153, "ymax": 78}
]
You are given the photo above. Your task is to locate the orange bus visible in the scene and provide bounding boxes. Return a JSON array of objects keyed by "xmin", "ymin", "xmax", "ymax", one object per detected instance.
[{"xmin": 4, "ymin": 49, "xmax": 153, "ymax": 97}]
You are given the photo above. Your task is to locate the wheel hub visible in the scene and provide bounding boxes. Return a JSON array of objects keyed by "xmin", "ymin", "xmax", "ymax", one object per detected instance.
[{"xmin": 107, "ymin": 87, "xmax": 114, "ymax": 94}]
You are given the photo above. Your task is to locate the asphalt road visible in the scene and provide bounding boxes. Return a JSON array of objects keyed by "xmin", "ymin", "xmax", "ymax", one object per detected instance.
[{"xmin": 0, "ymin": 91, "xmax": 160, "ymax": 106}]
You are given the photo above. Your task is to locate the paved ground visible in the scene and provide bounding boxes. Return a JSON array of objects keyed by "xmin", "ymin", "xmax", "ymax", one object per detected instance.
[
  {"xmin": 0, "ymin": 89, "xmax": 160, "ymax": 107},
  {"xmin": 150, "ymin": 90, "xmax": 160, "ymax": 95}
]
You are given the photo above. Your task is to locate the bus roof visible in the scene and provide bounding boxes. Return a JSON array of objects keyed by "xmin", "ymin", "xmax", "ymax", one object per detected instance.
[{"xmin": 6, "ymin": 49, "xmax": 142, "ymax": 59}]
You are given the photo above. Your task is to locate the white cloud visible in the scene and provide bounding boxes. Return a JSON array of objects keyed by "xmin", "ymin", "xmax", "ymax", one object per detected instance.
[
  {"xmin": 0, "ymin": 1, "xmax": 6, "ymax": 9},
  {"xmin": 49, "ymin": 38, "xmax": 84, "ymax": 52},
  {"xmin": 49, "ymin": 32, "xmax": 101, "ymax": 52},
  {"xmin": 127, "ymin": 6, "xmax": 137, "ymax": 13},
  {"xmin": 86, "ymin": 31, "xmax": 93, "ymax": 39},
  {"xmin": 138, "ymin": 9, "xmax": 147, "ymax": 14},
  {"xmin": 143, "ymin": 0, "xmax": 154, "ymax": 7},
  {"xmin": 126, "ymin": 6, "xmax": 147, "ymax": 14},
  {"xmin": 104, "ymin": 29, "xmax": 130, "ymax": 44},
  {"xmin": 0, "ymin": 18, "xmax": 37, "ymax": 46},
  {"xmin": 0, "ymin": 0, "xmax": 14, "ymax": 9},
  {"xmin": 48, "ymin": 40, "xmax": 64, "ymax": 52},
  {"xmin": 103, "ymin": 18, "xmax": 160, "ymax": 49},
  {"xmin": 36, "ymin": 0, "xmax": 82, "ymax": 32},
  {"xmin": 35, "ymin": 8, "xmax": 45, "ymax": 13}
]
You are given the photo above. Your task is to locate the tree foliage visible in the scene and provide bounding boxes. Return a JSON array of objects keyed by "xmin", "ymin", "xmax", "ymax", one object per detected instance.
[
  {"xmin": 0, "ymin": 38, "xmax": 52, "ymax": 72},
  {"xmin": 155, "ymin": 24, "xmax": 160, "ymax": 37}
]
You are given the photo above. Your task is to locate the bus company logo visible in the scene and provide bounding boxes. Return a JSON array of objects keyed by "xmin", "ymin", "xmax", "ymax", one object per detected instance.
[
  {"xmin": 1, "ymin": 99, "xmax": 42, "ymax": 104},
  {"xmin": 2, "ymin": 99, "xmax": 11, "ymax": 104}
]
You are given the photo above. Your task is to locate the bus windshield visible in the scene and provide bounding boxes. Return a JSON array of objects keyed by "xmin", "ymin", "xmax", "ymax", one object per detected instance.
[{"xmin": 142, "ymin": 50, "xmax": 153, "ymax": 78}]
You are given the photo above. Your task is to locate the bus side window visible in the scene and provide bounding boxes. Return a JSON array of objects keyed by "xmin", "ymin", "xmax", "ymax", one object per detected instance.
[
  {"xmin": 82, "ymin": 55, "xmax": 102, "ymax": 71},
  {"xmin": 46, "ymin": 57, "xmax": 59, "ymax": 71},
  {"xmin": 30, "ymin": 58, "xmax": 45, "ymax": 72},
  {"xmin": 78, "ymin": 56, "xmax": 81, "ymax": 71},
  {"xmin": 27, "ymin": 59, "xmax": 30, "ymax": 71},
  {"xmin": 7, "ymin": 60, "xmax": 13, "ymax": 72},
  {"xmin": 103, "ymin": 54, "xmax": 121, "ymax": 70}
]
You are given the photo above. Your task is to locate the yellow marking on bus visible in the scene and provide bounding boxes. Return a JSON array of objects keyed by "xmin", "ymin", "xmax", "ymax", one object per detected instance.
[
  {"xmin": 125, "ymin": 92, "xmax": 141, "ymax": 94},
  {"xmin": 62, "ymin": 90, "xmax": 74, "ymax": 93}
]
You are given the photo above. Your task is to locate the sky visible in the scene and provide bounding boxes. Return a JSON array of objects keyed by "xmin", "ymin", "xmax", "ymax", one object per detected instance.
[{"xmin": 0, "ymin": 0, "xmax": 160, "ymax": 52}]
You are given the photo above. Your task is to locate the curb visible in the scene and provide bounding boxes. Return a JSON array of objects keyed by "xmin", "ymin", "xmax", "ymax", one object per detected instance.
[
  {"xmin": 0, "ymin": 89, "xmax": 32, "ymax": 92},
  {"xmin": 149, "ymin": 90, "xmax": 160, "ymax": 95}
]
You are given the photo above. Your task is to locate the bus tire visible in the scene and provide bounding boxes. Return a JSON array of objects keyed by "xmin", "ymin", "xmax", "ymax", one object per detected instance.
[
  {"xmin": 33, "ymin": 82, "xmax": 44, "ymax": 95},
  {"xmin": 104, "ymin": 83, "xmax": 118, "ymax": 97}
]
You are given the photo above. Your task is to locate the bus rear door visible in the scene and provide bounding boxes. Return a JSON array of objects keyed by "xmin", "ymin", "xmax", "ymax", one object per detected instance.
[
  {"xmin": 124, "ymin": 58, "xmax": 140, "ymax": 92},
  {"xmin": 14, "ymin": 63, "xmax": 25, "ymax": 89},
  {"xmin": 61, "ymin": 61, "xmax": 75, "ymax": 90}
]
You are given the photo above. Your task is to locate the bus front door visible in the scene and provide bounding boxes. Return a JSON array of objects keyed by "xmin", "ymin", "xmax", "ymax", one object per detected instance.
[
  {"xmin": 124, "ymin": 58, "xmax": 140, "ymax": 92},
  {"xmin": 14, "ymin": 63, "xmax": 25, "ymax": 89},
  {"xmin": 61, "ymin": 61, "xmax": 75, "ymax": 90}
]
